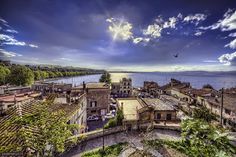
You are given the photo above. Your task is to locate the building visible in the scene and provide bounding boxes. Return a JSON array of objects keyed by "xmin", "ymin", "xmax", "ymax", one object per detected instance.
[
  {"xmin": 111, "ymin": 77, "xmax": 132, "ymax": 98},
  {"xmin": 142, "ymin": 98, "xmax": 177, "ymax": 122},
  {"xmin": 0, "ymin": 91, "xmax": 41, "ymax": 115},
  {"xmin": 0, "ymin": 93, "xmax": 87, "ymax": 155},
  {"xmin": 143, "ymin": 81, "xmax": 160, "ymax": 98},
  {"xmin": 51, "ymin": 92, "xmax": 87, "ymax": 133},
  {"xmin": 73, "ymin": 82, "xmax": 111, "ymax": 117},
  {"xmin": 116, "ymin": 97, "xmax": 178, "ymax": 130},
  {"xmin": 32, "ymin": 82, "xmax": 72, "ymax": 94},
  {"xmin": 197, "ymin": 91, "xmax": 236, "ymax": 129},
  {"xmin": 0, "ymin": 85, "xmax": 31, "ymax": 95}
]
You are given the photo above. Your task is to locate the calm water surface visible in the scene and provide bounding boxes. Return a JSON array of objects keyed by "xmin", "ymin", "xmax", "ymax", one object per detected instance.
[{"xmin": 49, "ymin": 72, "xmax": 236, "ymax": 90}]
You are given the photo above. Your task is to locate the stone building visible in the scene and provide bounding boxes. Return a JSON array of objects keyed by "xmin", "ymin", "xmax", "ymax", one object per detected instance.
[
  {"xmin": 32, "ymin": 82, "xmax": 72, "ymax": 94},
  {"xmin": 111, "ymin": 78, "xmax": 132, "ymax": 98},
  {"xmin": 52, "ymin": 92, "xmax": 87, "ymax": 133},
  {"xmin": 116, "ymin": 97, "xmax": 178, "ymax": 130},
  {"xmin": 73, "ymin": 82, "xmax": 111, "ymax": 117},
  {"xmin": 0, "ymin": 92, "xmax": 41, "ymax": 115},
  {"xmin": 143, "ymin": 81, "xmax": 160, "ymax": 97}
]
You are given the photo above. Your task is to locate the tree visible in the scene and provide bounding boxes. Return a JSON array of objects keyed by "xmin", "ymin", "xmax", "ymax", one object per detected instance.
[
  {"xmin": 11, "ymin": 100, "xmax": 79, "ymax": 156},
  {"xmin": 0, "ymin": 65, "xmax": 10, "ymax": 85},
  {"xmin": 40, "ymin": 71, "xmax": 49, "ymax": 80},
  {"xmin": 48, "ymin": 71, "xmax": 56, "ymax": 78},
  {"xmin": 192, "ymin": 106, "xmax": 217, "ymax": 123},
  {"xmin": 34, "ymin": 70, "xmax": 41, "ymax": 80},
  {"xmin": 99, "ymin": 72, "xmax": 111, "ymax": 84},
  {"xmin": 9, "ymin": 65, "xmax": 34, "ymax": 86},
  {"xmin": 203, "ymin": 84, "xmax": 214, "ymax": 89},
  {"xmin": 181, "ymin": 119, "xmax": 235, "ymax": 157}
]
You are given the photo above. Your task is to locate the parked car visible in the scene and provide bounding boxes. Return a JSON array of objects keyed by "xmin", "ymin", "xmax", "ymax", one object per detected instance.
[
  {"xmin": 105, "ymin": 113, "xmax": 115, "ymax": 119},
  {"xmin": 87, "ymin": 115, "xmax": 99, "ymax": 121}
]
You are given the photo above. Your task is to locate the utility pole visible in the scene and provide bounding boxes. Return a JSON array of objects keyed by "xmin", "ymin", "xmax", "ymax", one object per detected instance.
[{"xmin": 220, "ymin": 88, "xmax": 224, "ymax": 126}]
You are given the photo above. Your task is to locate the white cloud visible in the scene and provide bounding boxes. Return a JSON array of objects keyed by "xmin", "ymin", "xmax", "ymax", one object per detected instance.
[
  {"xmin": 183, "ymin": 13, "xmax": 207, "ymax": 25},
  {"xmin": 0, "ymin": 49, "xmax": 22, "ymax": 58},
  {"xmin": 106, "ymin": 18, "xmax": 133, "ymax": 41},
  {"xmin": 229, "ymin": 32, "xmax": 236, "ymax": 37},
  {"xmin": 177, "ymin": 13, "xmax": 183, "ymax": 19},
  {"xmin": 194, "ymin": 30, "xmax": 204, "ymax": 36},
  {"xmin": 200, "ymin": 9, "xmax": 236, "ymax": 31},
  {"xmin": 29, "ymin": 44, "xmax": 38, "ymax": 48},
  {"xmin": 0, "ymin": 34, "xmax": 26, "ymax": 46},
  {"xmin": 0, "ymin": 34, "xmax": 38, "ymax": 48},
  {"xmin": 225, "ymin": 38, "xmax": 236, "ymax": 49},
  {"xmin": 163, "ymin": 17, "xmax": 177, "ymax": 29},
  {"xmin": 0, "ymin": 18, "xmax": 7, "ymax": 24},
  {"xmin": 133, "ymin": 37, "xmax": 150, "ymax": 44},
  {"xmin": 218, "ymin": 51, "xmax": 236, "ymax": 65},
  {"xmin": 143, "ymin": 24, "xmax": 163, "ymax": 38},
  {"xmin": 5, "ymin": 29, "xmax": 18, "ymax": 33}
]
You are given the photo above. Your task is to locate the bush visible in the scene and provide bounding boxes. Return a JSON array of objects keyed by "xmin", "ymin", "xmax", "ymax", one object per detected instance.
[
  {"xmin": 104, "ymin": 118, "xmax": 117, "ymax": 129},
  {"xmin": 81, "ymin": 143, "xmax": 126, "ymax": 157}
]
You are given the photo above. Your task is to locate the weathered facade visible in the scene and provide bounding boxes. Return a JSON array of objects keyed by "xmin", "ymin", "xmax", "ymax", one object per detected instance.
[
  {"xmin": 116, "ymin": 97, "xmax": 178, "ymax": 131},
  {"xmin": 111, "ymin": 78, "xmax": 132, "ymax": 98},
  {"xmin": 32, "ymin": 82, "xmax": 72, "ymax": 94},
  {"xmin": 73, "ymin": 82, "xmax": 111, "ymax": 117}
]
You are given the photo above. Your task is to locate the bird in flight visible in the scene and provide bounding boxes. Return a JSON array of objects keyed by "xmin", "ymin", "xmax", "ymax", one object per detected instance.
[{"xmin": 174, "ymin": 53, "xmax": 179, "ymax": 58}]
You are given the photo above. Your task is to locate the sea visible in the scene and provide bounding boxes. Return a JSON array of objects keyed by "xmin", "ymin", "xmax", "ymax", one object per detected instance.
[{"xmin": 48, "ymin": 72, "xmax": 236, "ymax": 90}]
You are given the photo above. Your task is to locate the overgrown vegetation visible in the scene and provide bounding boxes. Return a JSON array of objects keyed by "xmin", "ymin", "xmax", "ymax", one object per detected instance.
[
  {"xmin": 104, "ymin": 109, "xmax": 124, "ymax": 129},
  {"xmin": 145, "ymin": 119, "xmax": 236, "ymax": 157},
  {"xmin": 202, "ymin": 84, "xmax": 214, "ymax": 89},
  {"xmin": 0, "ymin": 95, "xmax": 79, "ymax": 156},
  {"xmin": 192, "ymin": 106, "xmax": 217, "ymax": 123},
  {"xmin": 99, "ymin": 72, "xmax": 111, "ymax": 84},
  {"xmin": 81, "ymin": 142, "xmax": 127, "ymax": 157}
]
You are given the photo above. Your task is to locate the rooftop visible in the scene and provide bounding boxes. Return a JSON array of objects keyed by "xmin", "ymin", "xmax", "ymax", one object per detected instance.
[
  {"xmin": 117, "ymin": 98, "xmax": 144, "ymax": 121},
  {"xmin": 76, "ymin": 82, "xmax": 110, "ymax": 89},
  {"xmin": 142, "ymin": 98, "xmax": 175, "ymax": 111}
]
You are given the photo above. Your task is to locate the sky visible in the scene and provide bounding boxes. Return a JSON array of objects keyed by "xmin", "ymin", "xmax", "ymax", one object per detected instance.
[{"xmin": 0, "ymin": 0, "xmax": 236, "ymax": 72}]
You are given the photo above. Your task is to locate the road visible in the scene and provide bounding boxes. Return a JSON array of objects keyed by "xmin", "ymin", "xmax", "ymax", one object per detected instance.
[{"xmin": 61, "ymin": 129, "xmax": 181, "ymax": 157}]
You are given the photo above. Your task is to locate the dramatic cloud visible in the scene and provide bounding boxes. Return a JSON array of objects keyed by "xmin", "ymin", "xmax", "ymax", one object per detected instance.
[
  {"xmin": 106, "ymin": 18, "xmax": 133, "ymax": 41},
  {"xmin": 218, "ymin": 51, "xmax": 236, "ymax": 65},
  {"xmin": 143, "ymin": 23, "xmax": 163, "ymax": 38},
  {"xmin": 183, "ymin": 13, "xmax": 207, "ymax": 25},
  {"xmin": 0, "ymin": 18, "xmax": 38, "ymax": 48},
  {"xmin": 225, "ymin": 38, "xmax": 236, "ymax": 49},
  {"xmin": 0, "ymin": 49, "xmax": 22, "ymax": 58},
  {"xmin": 0, "ymin": 34, "xmax": 26, "ymax": 46},
  {"xmin": 200, "ymin": 9, "xmax": 236, "ymax": 31},
  {"xmin": 163, "ymin": 17, "xmax": 177, "ymax": 29}
]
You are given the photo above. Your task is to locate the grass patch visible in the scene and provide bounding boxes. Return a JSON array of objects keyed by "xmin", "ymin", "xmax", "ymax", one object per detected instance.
[{"xmin": 81, "ymin": 142, "xmax": 127, "ymax": 157}]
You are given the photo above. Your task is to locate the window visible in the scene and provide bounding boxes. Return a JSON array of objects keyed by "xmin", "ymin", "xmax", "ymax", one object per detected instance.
[
  {"xmin": 225, "ymin": 109, "xmax": 231, "ymax": 115},
  {"xmin": 156, "ymin": 113, "xmax": 161, "ymax": 119},
  {"xmin": 166, "ymin": 113, "xmax": 172, "ymax": 120},
  {"xmin": 90, "ymin": 101, "xmax": 97, "ymax": 107},
  {"xmin": 91, "ymin": 110, "xmax": 96, "ymax": 113}
]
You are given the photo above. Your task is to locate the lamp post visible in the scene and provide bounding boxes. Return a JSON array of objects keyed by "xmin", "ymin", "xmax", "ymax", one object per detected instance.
[{"xmin": 102, "ymin": 115, "xmax": 105, "ymax": 154}]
